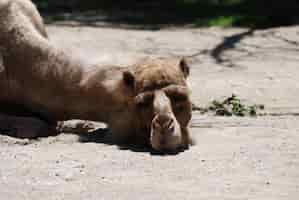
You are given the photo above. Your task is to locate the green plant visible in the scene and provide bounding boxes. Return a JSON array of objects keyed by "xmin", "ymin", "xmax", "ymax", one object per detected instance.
[{"xmin": 193, "ymin": 94, "xmax": 264, "ymax": 117}]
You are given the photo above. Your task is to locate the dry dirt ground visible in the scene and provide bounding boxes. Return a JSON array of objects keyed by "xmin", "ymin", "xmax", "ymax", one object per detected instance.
[{"xmin": 1, "ymin": 24, "xmax": 299, "ymax": 199}]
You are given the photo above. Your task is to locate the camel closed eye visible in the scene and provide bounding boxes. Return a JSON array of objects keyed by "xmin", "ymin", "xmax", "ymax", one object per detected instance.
[
  {"xmin": 172, "ymin": 100, "xmax": 187, "ymax": 112},
  {"xmin": 135, "ymin": 92, "xmax": 154, "ymax": 108},
  {"xmin": 165, "ymin": 90, "xmax": 189, "ymax": 112},
  {"xmin": 166, "ymin": 90, "xmax": 189, "ymax": 105},
  {"xmin": 164, "ymin": 85, "xmax": 189, "ymax": 99},
  {"xmin": 169, "ymin": 93, "xmax": 188, "ymax": 102}
]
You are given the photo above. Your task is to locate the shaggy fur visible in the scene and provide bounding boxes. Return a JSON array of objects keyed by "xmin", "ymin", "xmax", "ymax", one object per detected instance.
[{"xmin": 0, "ymin": 0, "xmax": 192, "ymax": 152}]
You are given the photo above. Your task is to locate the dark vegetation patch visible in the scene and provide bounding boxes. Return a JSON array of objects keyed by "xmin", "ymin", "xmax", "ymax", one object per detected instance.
[
  {"xmin": 33, "ymin": 0, "xmax": 299, "ymax": 29},
  {"xmin": 193, "ymin": 94, "xmax": 265, "ymax": 117}
]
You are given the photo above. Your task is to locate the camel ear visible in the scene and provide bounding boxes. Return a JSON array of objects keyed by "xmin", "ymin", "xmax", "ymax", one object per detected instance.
[
  {"xmin": 179, "ymin": 58, "xmax": 190, "ymax": 78},
  {"xmin": 123, "ymin": 70, "xmax": 135, "ymax": 88}
]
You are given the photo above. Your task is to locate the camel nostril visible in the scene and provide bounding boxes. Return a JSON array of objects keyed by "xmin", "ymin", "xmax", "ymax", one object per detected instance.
[
  {"xmin": 153, "ymin": 114, "xmax": 176, "ymax": 134},
  {"xmin": 169, "ymin": 124, "xmax": 175, "ymax": 133},
  {"xmin": 156, "ymin": 114, "xmax": 168, "ymax": 125},
  {"xmin": 165, "ymin": 118, "xmax": 174, "ymax": 129},
  {"xmin": 156, "ymin": 114, "xmax": 173, "ymax": 126}
]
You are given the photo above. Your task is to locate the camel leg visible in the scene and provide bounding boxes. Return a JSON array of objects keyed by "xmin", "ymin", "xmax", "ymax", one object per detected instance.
[{"xmin": 0, "ymin": 113, "xmax": 58, "ymax": 138}]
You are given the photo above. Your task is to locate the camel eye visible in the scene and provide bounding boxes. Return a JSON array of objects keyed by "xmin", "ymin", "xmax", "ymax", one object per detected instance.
[
  {"xmin": 171, "ymin": 94, "xmax": 188, "ymax": 102},
  {"xmin": 167, "ymin": 92, "xmax": 188, "ymax": 103},
  {"xmin": 164, "ymin": 85, "xmax": 189, "ymax": 103},
  {"xmin": 172, "ymin": 101, "xmax": 187, "ymax": 112},
  {"xmin": 167, "ymin": 93, "xmax": 189, "ymax": 112},
  {"xmin": 135, "ymin": 92, "xmax": 154, "ymax": 108}
]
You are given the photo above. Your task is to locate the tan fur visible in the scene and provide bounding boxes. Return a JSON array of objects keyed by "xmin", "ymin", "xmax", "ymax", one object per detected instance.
[
  {"xmin": 0, "ymin": 0, "xmax": 192, "ymax": 152},
  {"xmin": 127, "ymin": 58, "xmax": 193, "ymax": 151}
]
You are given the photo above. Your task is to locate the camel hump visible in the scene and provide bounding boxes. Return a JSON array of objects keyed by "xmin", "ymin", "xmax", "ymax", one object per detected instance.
[
  {"xmin": 15, "ymin": 0, "xmax": 48, "ymax": 38},
  {"xmin": 1, "ymin": 0, "xmax": 48, "ymax": 38}
]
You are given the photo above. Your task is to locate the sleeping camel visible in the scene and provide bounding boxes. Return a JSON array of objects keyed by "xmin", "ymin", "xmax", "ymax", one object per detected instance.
[{"xmin": 0, "ymin": 0, "xmax": 193, "ymax": 152}]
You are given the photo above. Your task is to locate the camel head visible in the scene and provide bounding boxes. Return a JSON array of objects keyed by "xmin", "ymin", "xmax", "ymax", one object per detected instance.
[{"xmin": 123, "ymin": 58, "xmax": 192, "ymax": 152}]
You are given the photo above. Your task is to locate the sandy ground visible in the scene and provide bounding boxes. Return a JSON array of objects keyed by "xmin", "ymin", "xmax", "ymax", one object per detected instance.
[{"xmin": 1, "ymin": 24, "xmax": 299, "ymax": 199}]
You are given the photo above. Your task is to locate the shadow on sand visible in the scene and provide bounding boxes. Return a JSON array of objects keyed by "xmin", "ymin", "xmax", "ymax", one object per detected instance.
[{"xmin": 77, "ymin": 128, "xmax": 187, "ymax": 156}]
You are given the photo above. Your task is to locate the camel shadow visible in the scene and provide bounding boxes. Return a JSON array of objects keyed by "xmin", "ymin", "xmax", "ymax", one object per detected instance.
[
  {"xmin": 0, "ymin": 113, "xmax": 186, "ymax": 155},
  {"xmin": 77, "ymin": 128, "xmax": 186, "ymax": 156}
]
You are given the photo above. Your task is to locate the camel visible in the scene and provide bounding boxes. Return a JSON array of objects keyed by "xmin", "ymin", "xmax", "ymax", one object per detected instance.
[{"xmin": 0, "ymin": 0, "xmax": 193, "ymax": 152}]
